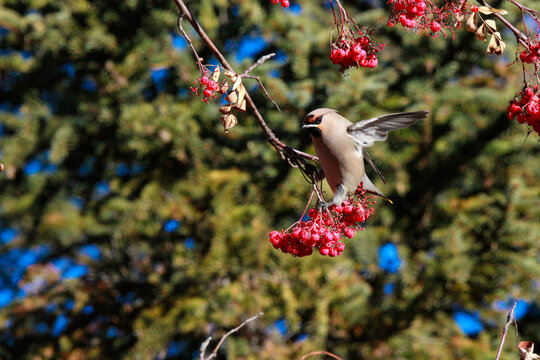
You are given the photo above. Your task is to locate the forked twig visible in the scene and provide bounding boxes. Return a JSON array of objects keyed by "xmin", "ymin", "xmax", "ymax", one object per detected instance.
[{"xmin": 200, "ymin": 312, "xmax": 264, "ymax": 360}]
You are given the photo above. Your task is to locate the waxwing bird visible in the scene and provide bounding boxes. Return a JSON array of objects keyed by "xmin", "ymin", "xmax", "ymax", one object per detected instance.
[{"xmin": 301, "ymin": 108, "xmax": 429, "ymax": 207}]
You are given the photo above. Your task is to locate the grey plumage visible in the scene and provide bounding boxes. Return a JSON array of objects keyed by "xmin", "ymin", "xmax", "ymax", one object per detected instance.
[{"xmin": 302, "ymin": 109, "xmax": 428, "ymax": 206}]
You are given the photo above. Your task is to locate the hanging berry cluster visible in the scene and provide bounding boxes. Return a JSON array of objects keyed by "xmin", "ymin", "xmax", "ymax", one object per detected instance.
[
  {"xmin": 387, "ymin": 0, "xmax": 468, "ymax": 36},
  {"xmin": 330, "ymin": 33, "xmax": 384, "ymax": 70},
  {"xmin": 328, "ymin": 1, "xmax": 385, "ymax": 71},
  {"xmin": 269, "ymin": 185, "xmax": 375, "ymax": 257},
  {"xmin": 270, "ymin": 0, "xmax": 290, "ymax": 8},
  {"xmin": 190, "ymin": 67, "xmax": 229, "ymax": 103},
  {"xmin": 520, "ymin": 40, "xmax": 540, "ymax": 65},
  {"xmin": 507, "ymin": 86, "xmax": 540, "ymax": 135}
]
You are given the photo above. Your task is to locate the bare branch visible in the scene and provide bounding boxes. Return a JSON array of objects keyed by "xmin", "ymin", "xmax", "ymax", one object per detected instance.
[
  {"xmin": 299, "ymin": 350, "xmax": 345, "ymax": 360},
  {"xmin": 199, "ymin": 312, "xmax": 263, "ymax": 360},
  {"xmin": 199, "ymin": 337, "xmax": 212, "ymax": 360},
  {"xmin": 241, "ymin": 53, "xmax": 276, "ymax": 77},
  {"xmin": 177, "ymin": 15, "xmax": 205, "ymax": 74},
  {"xmin": 495, "ymin": 302, "xmax": 516, "ymax": 360},
  {"xmin": 242, "ymin": 75, "xmax": 281, "ymax": 113},
  {"xmin": 173, "ymin": 0, "xmax": 319, "ymax": 167}
]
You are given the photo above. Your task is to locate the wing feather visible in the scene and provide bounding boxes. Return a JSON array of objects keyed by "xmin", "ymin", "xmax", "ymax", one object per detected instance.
[
  {"xmin": 347, "ymin": 111, "xmax": 428, "ymax": 147},
  {"xmin": 362, "ymin": 149, "xmax": 386, "ymax": 184}
]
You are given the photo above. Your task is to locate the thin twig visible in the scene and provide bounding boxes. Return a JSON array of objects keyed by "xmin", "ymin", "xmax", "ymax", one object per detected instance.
[
  {"xmin": 199, "ymin": 337, "xmax": 212, "ymax": 360},
  {"xmin": 299, "ymin": 350, "xmax": 345, "ymax": 360},
  {"xmin": 495, "ymin": 302, "xmax": 517, "ymax": 360},
  {"xmin": 173, "ymin": 0, "xmax": 318, "ymax": 165},
  {"xmin": 241, "ymin": 53, "xmax": 276, "ymax": 76},
  {"xmin": 203, "ymin": 312, "xmax": 264, "ymax": 360},
  {"xmin": 243, "ymin": 75, "xmax": 281, "ymax": 112},
  {"xmin": 178, "ymin": 15, "xmax": 205, "ymax": 74}
]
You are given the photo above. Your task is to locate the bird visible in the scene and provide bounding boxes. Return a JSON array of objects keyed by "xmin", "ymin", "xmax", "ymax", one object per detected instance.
[{"xmin": 301, "ymin": 108, "xmax": 428, "ymax": 207}]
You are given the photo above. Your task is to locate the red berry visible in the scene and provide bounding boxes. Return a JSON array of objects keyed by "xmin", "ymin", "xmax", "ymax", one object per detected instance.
[
  {"xmin": 430, "ymin": 21, "xmax": 442, "ymax": 33},
  {"xmin": 280, "ymin": 0, "xmax": 289, "ymax": 7},
  {"xmin": 203, "ymin": 89, "xmax": 213, "ymax": 97},
  {"xmin": 207, "ymin": 80, "xmax": 218, "ymax": 91},
  {"xmin": 471, "ymin": 5, "xmax": 478, "ymax": 12},
  {"xmin": 200, "ymin": 76, "xmax": 209, "ymax": 85},
  {"xmin": 367, "ymin": 57, "xmax": 378, "ymax": 68},
  {"xmin": 271, "ymin": 0, "xmax": 279, "ymax": 3}
]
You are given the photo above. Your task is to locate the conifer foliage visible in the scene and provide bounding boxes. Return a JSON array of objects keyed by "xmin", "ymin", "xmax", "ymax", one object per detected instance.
[{"xmin": 0, "ymin": 0, "xmax": 539, "ymax": 359}]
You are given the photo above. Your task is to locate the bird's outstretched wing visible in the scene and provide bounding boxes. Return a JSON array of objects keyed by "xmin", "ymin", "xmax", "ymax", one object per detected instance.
[{"xmin": 347, "ymin": 111, "xmax": 428, "ymax": 148}]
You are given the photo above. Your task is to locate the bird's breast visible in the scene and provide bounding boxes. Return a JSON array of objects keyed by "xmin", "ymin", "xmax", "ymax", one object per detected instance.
[{"xmin": 312, "ymin": 134, "xmax": 365, "ymax": 194}]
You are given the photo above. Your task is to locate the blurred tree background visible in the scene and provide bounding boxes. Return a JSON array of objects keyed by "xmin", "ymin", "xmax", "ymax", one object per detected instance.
[{"xmin": 0, "ymin": 0, "xmax": 539, "ymax": 359}]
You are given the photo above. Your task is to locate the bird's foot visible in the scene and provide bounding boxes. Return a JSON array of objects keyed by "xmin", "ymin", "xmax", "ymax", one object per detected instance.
[{"xmin": 317, "ymin": 200, "xmax": 334, "ymax": 212}]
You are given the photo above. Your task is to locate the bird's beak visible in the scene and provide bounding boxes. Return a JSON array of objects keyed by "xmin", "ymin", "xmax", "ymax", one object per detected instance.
[{"xmin": 301, "ymin": 123, "xmax": 319, "ymax": 129}]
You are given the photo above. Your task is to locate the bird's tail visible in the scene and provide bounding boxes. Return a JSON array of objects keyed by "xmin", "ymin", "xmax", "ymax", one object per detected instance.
[{"xmin": 362, "ymin": 174, "xmax": 393, "ymax": 204}]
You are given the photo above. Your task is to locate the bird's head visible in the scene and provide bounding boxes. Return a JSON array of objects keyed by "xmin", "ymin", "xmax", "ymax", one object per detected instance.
[{"xmin": 301, "ymin": 108, "xmax": 337, "ymax": 137}]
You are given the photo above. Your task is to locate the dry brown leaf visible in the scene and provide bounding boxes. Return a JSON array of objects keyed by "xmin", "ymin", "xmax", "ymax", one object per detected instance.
[
  {"xmin": 219, "ymin": 105, "xmax": 232, "ymax": 114},
  {"xmin": 484, "ymin": 19, "xmax": 497, "ymax": 33},
  {"xmin": 236, "ymin": 84, "xmax": 246, "ymax": 107},
  {"xmin": 221, "ymin": 114, "xmax": 238, "ymax": 132},
  {"xmin": 237, "ymin": 99, "xmax": 247, "ymax": 112},
  {"xmin": 219, "ymin": 82, "xmax": 229, "ymax": 94},
  {"xmin": 487, "ymin": 34, "xmax": 498, "ymax": 53},
  {"xmin": 476, "ymin": 24, "xmax": 487, "ymax": 41},
  {"xmin": 212, "ymin": 67, "xmax": 220, "ymax": 82},
  {"xmin": 518, "ymin": 341, "xmax": 540, "ymax": 360},
  {"xmin": 496, "ymin": 39, "xmax": 506, "ymax": 55},
  {"xmin": 231, "ymin": 76, "xmax": 242, "ymax": 91},
  {"xmin": 226, "ymin": 91, "xmax": 238, "ymax": 104},
  {"xmin": 466, "ymin": 13, "xmax": 478, "ymax": 32},
  {"xmin": 486, "ymin": 32, "xmax": 505, "ymax": 54},
  {"xmin": 478, "ymin": 6, "xmax": 508, "ymax": 15},
  {"xmin": 477, "ymin": 6, "xmax": 493, "ymax": 14}
]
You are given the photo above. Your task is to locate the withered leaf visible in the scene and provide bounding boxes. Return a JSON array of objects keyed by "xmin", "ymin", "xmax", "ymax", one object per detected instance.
[
  {"xmin": 219, "ymin": 105, "xmax": 232, "ymax": 114},
  {"xmin": 475, "ymin": 23, "xmax": 487, "ymax": 41},
  {"xmin": 221, "ymin": 114, "xmax": 238, "ymax": 133},
  {"xmin": 518, "ymin": 341, "xmax": 540, "ymax": 360},
  {"xmin": 212, "ymin": 67, "xmax": 221, "ymax": 82},
  {"xmin": 477, "ymin": 6, "xmax": 493, "ymax": 14},
  {"xmin": 231, "ymin": 76, "xmax": 242, "ymax": 91},
  {"xmin": 487, "ymin": 34, "xmax": 498, "ymax": 53},
  {"xmin": 484, "ymin": 19, "xmax": 497, "ymax": 33},
  {"xmin": 496, "ymin": 39, "xmax": 506, "ymax": 55},
  {"xmin": 225, "ymin": 91, "xmax": 238, "ymax": 104},
  {"xmin": 466, "ymin": 13, "xmax": 478, "ymax": 33},
  {"xmin": 237, "ymin": 99, "xmax": 247, "ymax": 112},
  {"xmin": 487, "ymin": 32, "xmax": 505, "ymax": 54},
  {"xmin": 478, "ymin": 6, "xmax": 508, "ymax": 15},
  {"xmin": 236, "ymin": 84, "xmax": 246, "ymax": 107}
]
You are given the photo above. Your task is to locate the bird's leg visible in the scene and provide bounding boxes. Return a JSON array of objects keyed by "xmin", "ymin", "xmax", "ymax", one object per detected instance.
[
  {"xmin": 332, "ymin": 184, "xmax": 347, "ymax": 206},
  {"xmin": 317, "ymin": 184, "xmax": 347, "ymax": 210}
]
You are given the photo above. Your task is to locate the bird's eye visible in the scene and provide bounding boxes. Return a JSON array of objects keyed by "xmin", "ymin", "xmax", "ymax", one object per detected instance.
[{"xmin": 305, "ymin": 115, "xmax": 315, "ymax": 123}]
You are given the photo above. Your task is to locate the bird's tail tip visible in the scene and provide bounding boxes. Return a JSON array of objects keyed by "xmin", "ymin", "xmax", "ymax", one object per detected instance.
[{"xmin": 383, "ymin": 197, "xmax": 393, "ymax": 205}]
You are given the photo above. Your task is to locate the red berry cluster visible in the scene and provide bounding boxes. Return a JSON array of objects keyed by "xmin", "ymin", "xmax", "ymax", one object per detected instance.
[
  {"xmin": 269, "ymin": 186, "xmax": 375, "ymax": 257},
  {"xmin": 520, "ymin": 42, "xmax": 540, "ymax": 65},
  {"xmin": 190, "ymin": 71, "xmax": 228, "ymax": 103},
  {"xmin": 507, "ymin": 86, "xmax": 540, "ymax": 135},
  {"xmin": 387, "ymin": 0, "xmax": 467, "ymax": 36},
  {"xmin": 270, "ymin": 0, "xmax": 289, "ymax": 8},
  {"xmin": 330, "ymin": 30, "xmax": 385, "ymax": 70}
]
